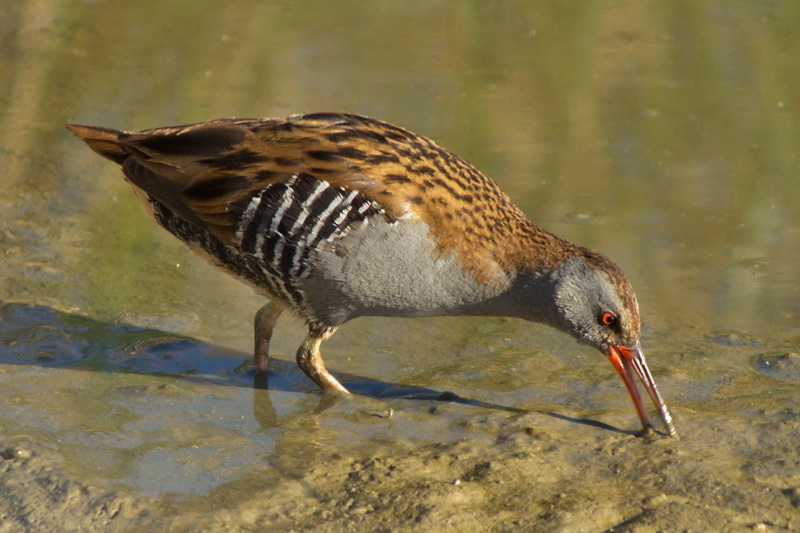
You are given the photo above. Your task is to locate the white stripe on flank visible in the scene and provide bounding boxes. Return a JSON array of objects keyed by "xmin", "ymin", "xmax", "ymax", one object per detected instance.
[
  {"xmin": 329, "ymin": 190, "xmax": 359, "ymax": 228},
  {"xmin": 235, "ymin": 193, "xmax": 263, "ymax": 242},
  {"xmin": 250, "ymin": 237, "xmax": 294, "ymax": 304},
  {"xmin": 270, "ymin": 239, "xmax": 285, "ymax": 272},
  {"xmin": 304, "ymin": 194, "xmax": 347, "ymax": 246},
  {"xmin": 252, "ymin": 176, "xmax": 298, "ymax": 257},
  {"xmin": 289, "ymin": 180, "xmax": 328, "ymax": 235},
  {"xmin": 331, "ymin": 205, "xmax": 354, "ymax": 228},
  {"xmin": 268, "ymin": 188, "xmax": 295, "ymax": 235},
  {"xmin": 289, "ymin": 191, "xmax": 352, "ymax": 276}
]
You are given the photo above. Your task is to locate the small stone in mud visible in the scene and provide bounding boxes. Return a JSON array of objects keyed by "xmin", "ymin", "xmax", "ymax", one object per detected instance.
[
  {"xmin": 708, "ymin": 329, "xmax": 757, "ymax": 347},
  {"xmin": 1, "ymin": 447, "xmax": 32, "ymax": 460}
]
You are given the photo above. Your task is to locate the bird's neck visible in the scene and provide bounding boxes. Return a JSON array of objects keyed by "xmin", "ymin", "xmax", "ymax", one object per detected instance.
[
  {"xmin": 471, "ymin": 218, "xmax": 584, "ymax": 326},
  {"xmin": 454, "ymin": 264, "xmax": 561, "ymax": 330}
]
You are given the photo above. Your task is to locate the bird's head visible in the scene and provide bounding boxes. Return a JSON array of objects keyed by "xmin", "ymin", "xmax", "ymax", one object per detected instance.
[{"xmin": 550, "ymin": 253, "xmax": 675, "ymax": 436}]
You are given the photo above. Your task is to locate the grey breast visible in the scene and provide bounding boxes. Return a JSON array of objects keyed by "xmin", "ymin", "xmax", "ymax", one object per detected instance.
[{"xmin": 301, "ymin": 215, "xmax": 511, "ymax": 326}]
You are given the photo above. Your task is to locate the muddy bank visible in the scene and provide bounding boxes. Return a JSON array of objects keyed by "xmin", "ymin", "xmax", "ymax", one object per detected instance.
[
  {"xmin": 0, "ymin": 444, "xmax": 150, "ymax": 532},
  {"xmin": 2, "ymin": 406, "xmax": 797, "ymax": 532},
  {"xmin": 0, "ymin": 305, "xmax": 797, "ymax": 532}
]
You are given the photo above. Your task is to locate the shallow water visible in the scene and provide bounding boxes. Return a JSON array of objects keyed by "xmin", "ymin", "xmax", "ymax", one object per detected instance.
[{"xmin": 1, "ymin": 1, "xmax": 799, "ymax": 530}]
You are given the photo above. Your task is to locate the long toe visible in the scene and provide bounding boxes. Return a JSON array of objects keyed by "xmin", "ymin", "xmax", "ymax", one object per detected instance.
[{"xmin": 296, "ymin": 333, "xmax": 349, "ymax": 393}]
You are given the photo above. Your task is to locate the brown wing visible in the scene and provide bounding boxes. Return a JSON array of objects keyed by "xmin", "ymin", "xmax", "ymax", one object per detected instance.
[{"xmin": 69, "ymin": 113, "xmax": 561, "ymax": 281}]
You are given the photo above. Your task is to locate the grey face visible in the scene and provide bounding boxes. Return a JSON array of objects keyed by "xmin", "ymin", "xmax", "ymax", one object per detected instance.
[{"xmin": 550, "ymin": 256, "xmax": 639, "ymax": 353}]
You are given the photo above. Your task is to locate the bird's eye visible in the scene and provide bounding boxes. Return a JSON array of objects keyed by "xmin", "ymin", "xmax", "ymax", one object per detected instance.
[{"xmin": 599, "ymin": 311, "xmax": 617, "ymax": 326}]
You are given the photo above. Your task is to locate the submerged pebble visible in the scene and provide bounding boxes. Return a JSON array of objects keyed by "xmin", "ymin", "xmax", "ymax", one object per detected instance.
[{"xmin": 753, "ymin": 351, "xmax": 800, "ymax": 383}]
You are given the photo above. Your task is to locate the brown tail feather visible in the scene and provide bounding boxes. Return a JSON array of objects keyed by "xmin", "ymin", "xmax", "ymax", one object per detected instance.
[
  {"xmin": 67, "ymin": 123, "xmax": 214, "ymax": 232},
  {"xmin": 66, "ymin": 124, "xmax": 129, "ymax": 164}
]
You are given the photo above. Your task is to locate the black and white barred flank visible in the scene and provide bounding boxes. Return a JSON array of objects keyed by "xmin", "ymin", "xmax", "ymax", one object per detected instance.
[{"xmin": 152, "ymin": 172, "xmax": 394, "ymax": 323}]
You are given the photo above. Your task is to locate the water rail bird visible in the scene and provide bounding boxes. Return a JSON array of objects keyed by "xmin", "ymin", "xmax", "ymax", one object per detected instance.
[{"xmin": 68, "ymin": 113, "xmax": 675, "ymax": 436}]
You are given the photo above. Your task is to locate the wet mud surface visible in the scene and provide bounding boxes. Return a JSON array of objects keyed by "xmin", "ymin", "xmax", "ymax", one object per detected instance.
[
  {"xmin": 2, "ymin": 405, "xmax": 798, "ymax": 531},
  {"xmin": 1, "ymin": 304, "xmax": 798, "ymax": 532}
]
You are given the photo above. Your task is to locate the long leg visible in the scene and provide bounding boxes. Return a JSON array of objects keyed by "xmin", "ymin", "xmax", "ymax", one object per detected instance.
[
  {"xmin": 254, "ymin": 300, "xmax": 284, "ymax": 373},
  {"xmin": 296, "ymin": 330, "xmax": 349, "ymax": 393}
]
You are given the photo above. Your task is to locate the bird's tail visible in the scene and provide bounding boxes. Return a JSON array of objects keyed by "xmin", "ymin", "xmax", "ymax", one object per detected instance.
[{"xmin": 66, "ymin": 124, "xmax": 128, "ymax": 164}]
